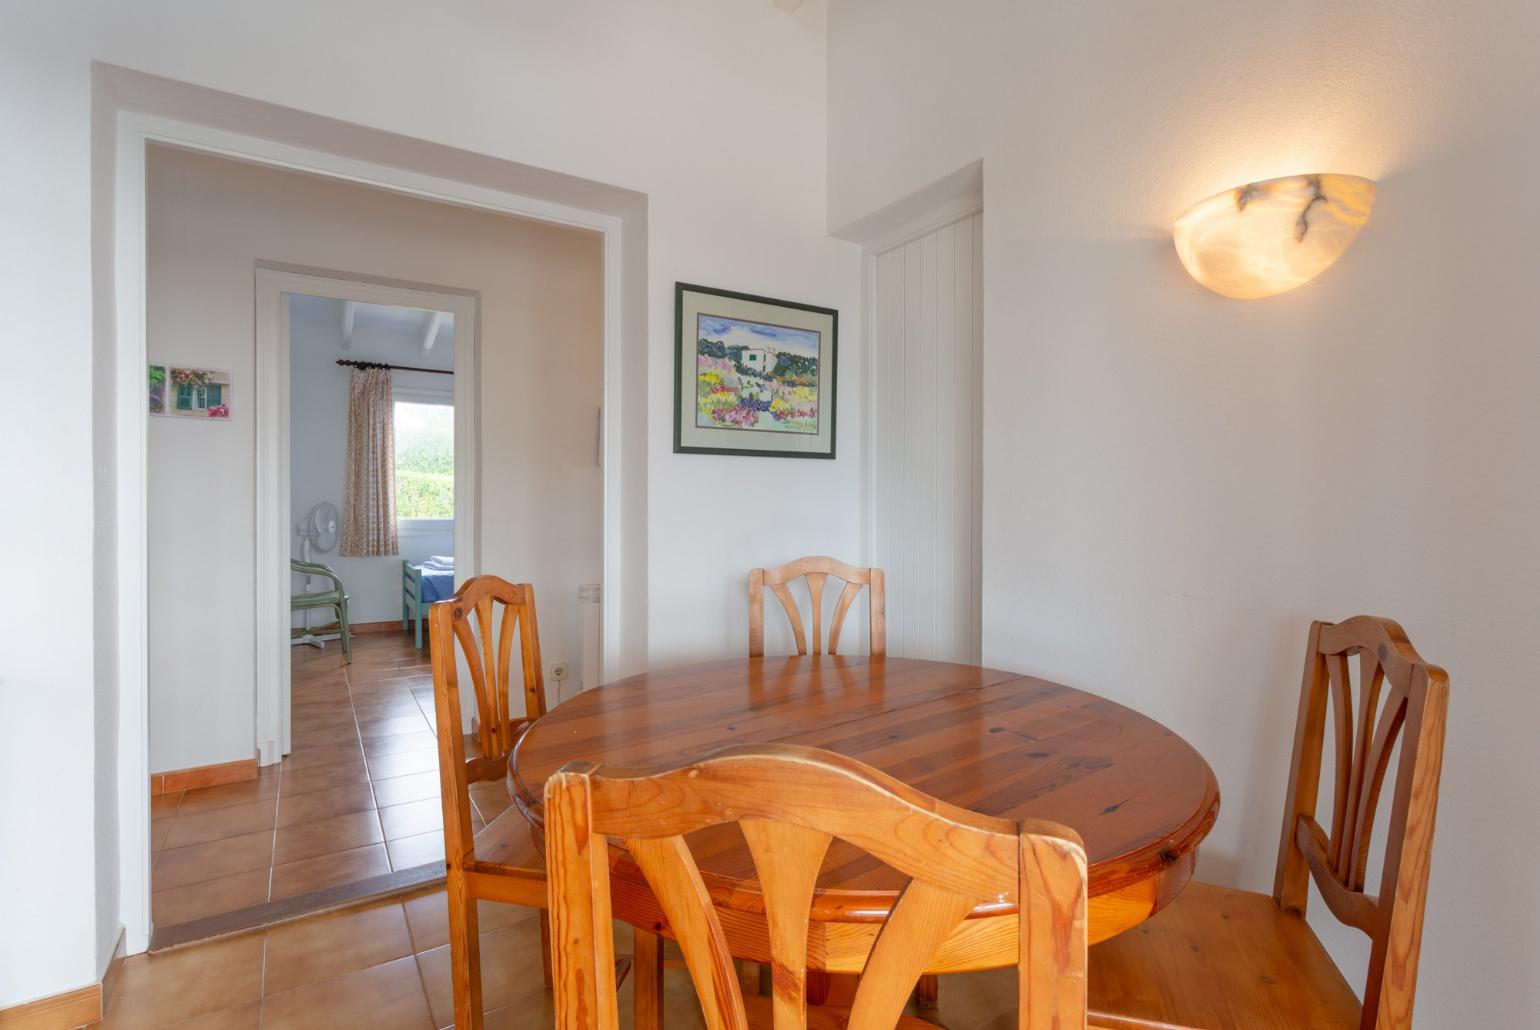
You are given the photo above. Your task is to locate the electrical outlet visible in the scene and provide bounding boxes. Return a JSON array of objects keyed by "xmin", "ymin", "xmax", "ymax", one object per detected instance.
[{"xmin": 551, "ymin": 662, "xmax": 569, "ymax": 681}]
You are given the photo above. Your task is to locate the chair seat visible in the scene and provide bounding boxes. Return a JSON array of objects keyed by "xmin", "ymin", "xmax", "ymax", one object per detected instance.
[
  {"xmin": 465, "ymin": 804, "xmax": 547, "ymax": 907},
  {"xmin": 1087, "ymin": 882, "xmax": 1362, "ymax": 1030}
]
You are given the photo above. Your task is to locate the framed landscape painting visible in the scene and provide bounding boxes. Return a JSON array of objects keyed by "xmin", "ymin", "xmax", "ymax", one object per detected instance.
[{"xmin": 674, "ymin": 282, "xmax": 838, "ymax": 458}]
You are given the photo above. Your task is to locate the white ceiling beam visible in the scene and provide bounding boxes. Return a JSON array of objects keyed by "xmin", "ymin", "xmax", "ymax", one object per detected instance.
[
  {"xmin": 421, "ymin": 310, "xmax": 444, "ymax": 354},
  {"xmin": 341, "ymin": 301, "xmax": 356, "ymax": 349}
]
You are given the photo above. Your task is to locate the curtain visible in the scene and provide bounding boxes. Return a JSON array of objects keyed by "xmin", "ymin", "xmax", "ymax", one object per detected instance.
[{"xmin": 341, "ymin": 368, "xmax": 399, "ymax": 556}]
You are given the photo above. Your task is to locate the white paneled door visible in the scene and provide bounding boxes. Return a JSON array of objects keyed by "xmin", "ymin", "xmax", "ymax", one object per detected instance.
[{"xmin": 870, "ymin": 212, "xmax": 983, "ymax": 663}]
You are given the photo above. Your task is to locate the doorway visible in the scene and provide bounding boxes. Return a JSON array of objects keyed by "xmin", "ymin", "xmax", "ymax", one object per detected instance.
[
  {"xmin": 147, "ymin": 270, "xmax": 480, "ymax": 939},
  {"xmin": 110, "ymin": 77, "xmax": 643, "ymax": 956},
  {"xmin": 141, "ymin": 140, "xmax": 609, "ymax": 943},
  {"xmin": 868, "ymin": 210, "xmax": 984, "ymax": 663},
  {"xmin": 257, "ymin": 274, "xmax": 480, "ymax": 769}
]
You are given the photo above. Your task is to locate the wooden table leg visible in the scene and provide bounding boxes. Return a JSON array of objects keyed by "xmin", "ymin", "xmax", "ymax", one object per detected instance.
[
  {"xmin": 633, "ymin": 930, "xmax": 664, "ymax": 1030},
  {"xmin": 735, "ymin": 959, "xmax": 760, "ymax": 997}
]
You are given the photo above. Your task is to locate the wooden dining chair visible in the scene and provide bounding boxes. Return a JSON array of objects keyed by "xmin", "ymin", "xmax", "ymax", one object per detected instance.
[
  {"xmin": 429, "ymin": 575, "xmax": 551, "ymax": 1029},
  {"xmin": 430, "ymin": 575, "xmax": 655, "ymax": 1029},
  {"xmin": 748, "ymin": 557, "xmax": 921, "ymax": 1004},
  {"xmin": 749, "ymin": 556, "xmax": 885, "ymax": 657},
  {"xmin": 545, "ymin": 742, "xmax": 1090, "ymax": 1030},
  {"xmin": 1087, "ymin": 616, "xmax": 1449, "ymax": 1029}
]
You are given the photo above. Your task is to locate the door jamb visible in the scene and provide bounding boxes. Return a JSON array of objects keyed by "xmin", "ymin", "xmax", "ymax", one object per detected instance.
[{"xmin": 254, "ymin": 268, "xmax": 480, "ymax": 764}]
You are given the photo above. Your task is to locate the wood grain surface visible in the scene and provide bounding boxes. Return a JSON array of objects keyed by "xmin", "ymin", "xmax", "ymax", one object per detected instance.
[
  {"xmin": 1086, "ymin": 615, "xmax": 1449, "ymax": 1029},
  {"xmin": 511, "ymin": 656, "xmax": 1218, "ymax": 965},
  {"xmin": 545, "ymin": 744, "xmax": 1089, "ymax": 1029}
]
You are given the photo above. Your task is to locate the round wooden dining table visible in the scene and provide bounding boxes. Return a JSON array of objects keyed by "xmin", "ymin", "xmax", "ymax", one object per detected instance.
[{"xmin": 509, "ymin": 655, "xmax": 1219, "ymax": 974}]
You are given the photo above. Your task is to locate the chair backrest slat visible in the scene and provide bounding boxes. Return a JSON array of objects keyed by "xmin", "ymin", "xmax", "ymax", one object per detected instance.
[
  {"xmin": 1324, "ymin": 652, "xmax": 1355, "ymax": 871},
  {"xmin": 430, "ymin": 575, "xmax": 549, "ymax": 867},
  {"xmin": 827, "ymin": 579, "xmax": 865, "ymax": 655},
  {"xmin": 740, "ymin": 819, "xmax": 829, "ymax": 1028},
  {"xmin": 749, "ymin": 556, "xmax": 885, "ymax": 657},
  {"xmin": 626, "ymin": 835, "xmax": 749, "ymax": 1030},
  {"xmin": 846, "ymin": 879, "xmax": 975, "ymax": 1029},
  {"xmin": 1273, "ymin": 616, "xmax": 1448, "ymax": 1030},
  {"xmin": 767, "ymin": 580, "xmax": 809, "ymax": 655},
  {"xmin": 546, "ymin": 744, "xmax": 1088, "ymax": 1030}
]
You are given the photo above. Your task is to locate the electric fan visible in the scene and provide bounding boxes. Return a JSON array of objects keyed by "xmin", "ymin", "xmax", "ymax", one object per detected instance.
[{"xmin": 298, "ymin": 501, "xmax": 340, "ymax": 562}]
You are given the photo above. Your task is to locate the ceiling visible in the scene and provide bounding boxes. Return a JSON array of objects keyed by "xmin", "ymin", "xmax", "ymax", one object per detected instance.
[{"xmin": 289, "ymin": 294, "xmax": 455, "ymax": 352}]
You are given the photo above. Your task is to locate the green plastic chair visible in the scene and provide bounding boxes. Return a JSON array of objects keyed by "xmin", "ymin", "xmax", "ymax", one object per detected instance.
[{"xmin": 290, "ymin": 558, "xmax": 352, "ymax": 663}]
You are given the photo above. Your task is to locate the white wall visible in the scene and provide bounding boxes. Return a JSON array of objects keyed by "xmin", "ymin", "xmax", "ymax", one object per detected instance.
[
  {"xmin": 288, "ymin": 303, "xmax": 455, "ymax": 626},
  {"xmin": 1, "ymin": 0, "xmax": 858, "ymax": 1006},
  {"xmin": 0, "ymin": 10, "xmax": 104, "ymax": 1004},
  {"xmin": 146, "ymin": 144, "xmax": 606, "ymax": 773},
  {"xmin": 829, "ymin": 0, "xmax": 1540, "ymax": 1023}
]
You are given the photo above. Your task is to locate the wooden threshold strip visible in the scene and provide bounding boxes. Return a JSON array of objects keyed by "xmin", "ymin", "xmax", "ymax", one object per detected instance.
[{"xmin": 148, "ymin": 861, "xmax": 446, "ymax": 952}]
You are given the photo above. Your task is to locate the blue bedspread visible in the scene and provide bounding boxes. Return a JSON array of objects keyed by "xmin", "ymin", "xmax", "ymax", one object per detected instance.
[{"xmin": 420, "ymin": 566, "xmax": 456, "ymax": 603}]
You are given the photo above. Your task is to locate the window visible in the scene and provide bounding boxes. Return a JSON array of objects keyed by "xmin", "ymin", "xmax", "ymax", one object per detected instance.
[
  {"xmin": 394, "ymin": 400, "xmax": 454, "ymax": 520},
  {"xmin": 175, "ymin": 384, "xmax": 222, "ymax": 410}
]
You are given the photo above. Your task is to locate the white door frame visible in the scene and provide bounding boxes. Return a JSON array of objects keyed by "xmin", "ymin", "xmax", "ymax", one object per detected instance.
[
  {"xmin": 859, "ymin": 187, "xmax": 984, "ymax": 663},
  {"xmin": 113, "ymin": 111, "xmax": 628, "ymax": 953},
  {"xmin": 255, "ymin": 269, "xmax": 479, "ymax": 765}
]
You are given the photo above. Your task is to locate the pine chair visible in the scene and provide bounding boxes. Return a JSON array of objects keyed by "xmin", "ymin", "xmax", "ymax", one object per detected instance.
[
  {"xmin": 545, "ymin": 742, "xmax": 1090, "ymax": 1030},
  {"xmin": 430, "ymin": 575, "xmax": 657, "ymax": 1029},
  {"xmin": 1088, "ymin": 616, "xmax": 1449, "ymax": 1029},
  {"xmin": 749, "ymin": 557, "xmax": 885, "ymax": 657},
  {"xmin": 748, "ymin": 557, "xmax": 917, "ymax": 1005}
]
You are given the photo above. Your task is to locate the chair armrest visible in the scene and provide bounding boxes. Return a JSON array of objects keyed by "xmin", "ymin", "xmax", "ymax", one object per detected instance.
[{"xmin": 290, "ymin": 559, "xmax": 345, "ymax": 592}]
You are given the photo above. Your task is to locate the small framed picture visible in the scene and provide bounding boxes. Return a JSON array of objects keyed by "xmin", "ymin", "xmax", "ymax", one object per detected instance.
[
  {"xmin": 674, "ymin": 283, "xmax": 837, "ymax": 458},
  {"xmin": 164, "ymin": 367, "xmax": 232, "ymax": 420}
]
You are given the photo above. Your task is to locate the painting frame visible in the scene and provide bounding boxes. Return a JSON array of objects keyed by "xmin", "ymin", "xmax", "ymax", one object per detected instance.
[
  {"xmin": 147, "ymin": 363, "xmax": 168, "ymax": 416},
  {"xmin": 162, "ymin": 366, "xmax": 233, "ymax": 420},
  {"xmin": 673, "ymin": 282, "xmax": 838, "ymax": 459}
]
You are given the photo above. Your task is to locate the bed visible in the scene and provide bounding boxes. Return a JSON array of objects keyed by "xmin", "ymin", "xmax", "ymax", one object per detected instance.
[{"xmin": 402, "ymin": 558, "xmax": 455, "ymax": 649}]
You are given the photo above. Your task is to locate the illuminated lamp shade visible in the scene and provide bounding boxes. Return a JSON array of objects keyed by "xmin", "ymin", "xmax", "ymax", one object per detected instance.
[{"xmin": 1173, "ymin": 173, "xmax": 1376, "ymax": 299}]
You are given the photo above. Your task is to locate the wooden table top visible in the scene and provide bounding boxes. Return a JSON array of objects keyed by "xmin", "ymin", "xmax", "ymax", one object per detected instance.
[{"xmin": 511, "ymin": 655, "xmax": 1219, "ymax": 921}]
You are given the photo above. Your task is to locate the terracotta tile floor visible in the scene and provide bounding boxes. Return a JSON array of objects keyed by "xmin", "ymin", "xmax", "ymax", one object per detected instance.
[
  {"xmin": 103, "ymin": 886, "xmax": 1023, "ymax": 1029},
  {"xmin": 151, "ymin": 635, "xmax": 505, "ymax": 930}
]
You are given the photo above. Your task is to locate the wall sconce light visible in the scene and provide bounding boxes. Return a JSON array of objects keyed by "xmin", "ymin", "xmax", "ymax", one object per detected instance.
[{"xmin": 1173, "ymin": 174, "xmax": 1376, "ymax": 299}]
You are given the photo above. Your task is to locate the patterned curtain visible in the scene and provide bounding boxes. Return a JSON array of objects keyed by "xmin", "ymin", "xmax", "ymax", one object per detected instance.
[{"xmin": 340, "ymin": 368, "xmax": 399, "ymax": 556}]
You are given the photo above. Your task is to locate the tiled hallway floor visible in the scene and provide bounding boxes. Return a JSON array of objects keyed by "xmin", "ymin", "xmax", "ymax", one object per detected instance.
[
  {"xmin": 150, "ymin": 634, "xmax": 505, "ymax": 931},
  {"xmin": 103, "ymin": 885, "xmax": 1022, "ymax": 1029},
  {"xmin": 106, "ymin": 888, "xmax": 561, "ymax": 1030},
  {"xmin": 131, "ymin": 639, "xmax": 1027, "ymax": 1029}
]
